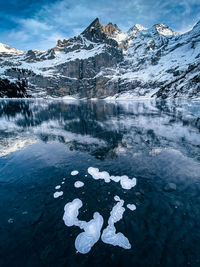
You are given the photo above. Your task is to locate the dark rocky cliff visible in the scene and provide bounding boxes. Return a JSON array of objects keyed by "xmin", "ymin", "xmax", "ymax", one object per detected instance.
[{"xmin": 0, "ymin": 18, "xmax": 200, "ymax": 99}]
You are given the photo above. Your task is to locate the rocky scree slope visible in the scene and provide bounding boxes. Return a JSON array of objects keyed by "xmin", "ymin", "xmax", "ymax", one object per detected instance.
[{"xmin": 0, "ymin": 18, "xmax": 200, "ymax": 99}]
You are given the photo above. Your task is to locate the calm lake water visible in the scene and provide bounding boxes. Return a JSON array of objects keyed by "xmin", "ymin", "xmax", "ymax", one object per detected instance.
[{"xmin": 0, "ymin": 99, "xmax": 200, "ymax": 267}]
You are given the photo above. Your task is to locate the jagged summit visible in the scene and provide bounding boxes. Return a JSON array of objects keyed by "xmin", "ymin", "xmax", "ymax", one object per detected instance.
[
  {"xmin": 0, "ymin": 17, "xmax": 199, "ymax": 99},
  {"xmin": 81, "ymin": 18, "xmax": 120, "ymax": 46},
  {"xmin": 82, "ymin": 18, "xmax": 120, "ymax": 37},
  {"xmin": 152, "ymin": 23, "xmax": 179, "ymax": 36},
  {"xmin": 128, "ymin": 24, "xmax": 147, "ymax": 38},
  {"xmin": 128, "ymin": 24, "xmax": 147, "ymax": 33},
  {"xmin": 82, "ymin": 17, "xmax": 100, "ymax": 32}
]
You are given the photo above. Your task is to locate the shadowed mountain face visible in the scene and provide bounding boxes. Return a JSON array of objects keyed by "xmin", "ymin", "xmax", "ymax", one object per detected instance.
[
  {"xmin": 0, "ymin": 18, "xmax": 200, "ymax": 99},
  {"xmin": 0, "ymin": 99, "xmax": 200, "ymax": 266}
]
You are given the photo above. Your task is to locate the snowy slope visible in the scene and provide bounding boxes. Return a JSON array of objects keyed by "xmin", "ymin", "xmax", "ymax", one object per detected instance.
[
  {"xmin": 0, "ymin": 43, "xmax": 24, "ymax": 55},
  {"xmin": 0, "ymin": 18, "xmax": 200, "ymax": 99}
]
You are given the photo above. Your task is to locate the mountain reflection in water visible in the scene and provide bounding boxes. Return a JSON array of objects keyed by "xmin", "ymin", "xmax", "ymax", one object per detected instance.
[{"xmin": 0, "ymin": 99, "xmax": 200, "ymax": 267}]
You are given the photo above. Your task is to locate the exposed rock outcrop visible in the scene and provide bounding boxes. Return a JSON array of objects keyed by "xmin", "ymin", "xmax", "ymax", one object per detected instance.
[
  {"xmin": 0, "ymin": 18, "xmax": 200, "ymax": 99},
  {"xmin": 0, "ymin": 78, "xmax": 29, "ymax": 98}
]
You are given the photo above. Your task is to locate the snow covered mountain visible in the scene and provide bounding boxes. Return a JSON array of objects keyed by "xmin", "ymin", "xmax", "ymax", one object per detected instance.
[
  {"xmin": 0, "ymin": 18, "xmax": 200, "ymax": 99},
  {"xmin": 0, "ymin": 43, "xmax": 24, "ymax": 55}
]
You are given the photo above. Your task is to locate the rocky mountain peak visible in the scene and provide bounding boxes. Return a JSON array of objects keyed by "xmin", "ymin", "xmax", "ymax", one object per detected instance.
[
  {"xmin": 101, "ymin": 22, "xmax": 120, "ymax": 37},
  {"xmin": 128, "ymin": 24, "xmax": 147, "ymax": 32},
  {"xmin": 81, "ymin": 18, "xmax": 119, "ymax": 46},
  {"xmin": 0, "ymin": 17, "xmax": 200, "ymax": 100},
  {"xmin": 128, "ymin": 24, "xmax": 147, "ymax": 38},
  {"xmin": 153, "ymin": 24, "xmax": 179, "ymax": 36},
  {"xmin": 82, "ymin": 18, "xmax": 101, "ymax": 35},
  {"xmin": 0, "ymin": 43, "xmax": 24, "ymax": 55}
]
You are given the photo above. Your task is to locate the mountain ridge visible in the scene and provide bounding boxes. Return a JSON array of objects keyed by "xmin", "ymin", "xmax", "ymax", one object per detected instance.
[{"xmin": 0, "ymin": 18, "xmax": 200, "ymax": 99}]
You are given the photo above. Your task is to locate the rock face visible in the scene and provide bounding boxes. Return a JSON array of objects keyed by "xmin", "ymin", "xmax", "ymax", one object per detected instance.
[
  {"xmin": 0, "ymin": 78, "xmax": 28, "ymax": 98},
  {"xmin": 0, "ymin": 18, "xmax": 200, "ymax": 98}
]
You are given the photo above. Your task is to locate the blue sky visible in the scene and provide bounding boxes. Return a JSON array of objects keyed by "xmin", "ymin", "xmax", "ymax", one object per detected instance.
[{"xmin": 0, "ymin": 0, "xmax": 199, "ymax": 51}]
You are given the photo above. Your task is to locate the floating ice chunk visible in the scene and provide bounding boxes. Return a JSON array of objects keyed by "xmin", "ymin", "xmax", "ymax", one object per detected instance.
[
  {"xmin": 88, "ymin": 167, "xmax": 110, "ymax": 182},
  {"xmin": 62, "ymin": 182, "xmax": 65, "ymax": 184},
  {"xmin": 71, "ymin": 170, "xmax": 79, "ymax": 176},
  {"xmin": 75, "ymin": 212, "xmax": 104, "ymax": 254},
  {"xmin": 55, "ymin": 185, "xmax": 61, "ymax": 190},
  {"xmin": 101, "ymin": 225, "xmax": 131, "ymax": 249},
  {"xmin": 88, "ymin": 167, "xmax": 136, "ymax": 190},
  {"xmin": 114, "ymin": 195, "xmax": 121, "ymax": 202},
  {"xmin": 120, "ymin": 176, "xmax": 136, "ymax": 190},
  {"xmin": 74, "ymin": 181, "xmax": 84, "ymax": 188},
  {"xmin": 87, "ymin": 167, "xmax": 101, "ymax": 180},
  {"xmin": 63, "ymin": 198, "xmax": 84, "ymax": 227},
  {"xmin": 8, "ymin": 218, "xmax": 14, "ymax": 224},
  {"xmin": 53, "ymin": 191, "xmax": 63, "ymax": 198},
  {"xmin": 108, "ymin": 198, "xmax": 125, "ymax": 225},
  {"xmin": 110, "ymin": 176, "xmax": 121, "ymax": 182},
  {"xmin": 63, "ymin": 199, "xmax": 104, "ymax": 254},
  {"xmin": 127, "ymin": 204, "xmax": 136, "ymax": 211},
  {"xmin": 101, "ymin": 197, "xmax": 131, "ymax": 249}
]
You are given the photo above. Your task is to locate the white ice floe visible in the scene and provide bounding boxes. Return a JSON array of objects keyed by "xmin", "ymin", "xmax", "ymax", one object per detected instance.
[
  {"xmin": 101, "ymin": 196, "xmax": 131, "ymax": 249},
  {"xmin": 75, "ymin": 212, "xmax": 104, "ymax": 254},
  {"xmin": 120, "ymin": 176, "xmax": 136, "ymax": 190},
  {"xmin": 53, "ymin": 191, "xmax": 63, "ymax": 198},
  {"xmin": 63, "ymin": 198, "xmax": 83, "ymax": 227},
  {"xmin": 74, "ymin": 181, "xmax": 84, "ymax": 188},
  {"xmin": 71, "ymin": 170, "xmax": 79, "ymax": 176},
  {"xmin": 55, "ymin": 185, "xmax": 61, "ymax": 190},
  {"xmin": 114, "ymin": 195, "xmax": 121, "ymax": 201},
  {"xmin": 127, "ymin": 204, "xmax": 136, "ymax": 211},
  {"xmin": 88, "ymin": 167, "xmax": 136, "ymax": 189},
  {"xmin": 62, "ymin": 182, "xmax": 65, "ymax": 184},
  {"xmin": 63, "ymin": 199, "xmax": 104, "ymax": 254}
]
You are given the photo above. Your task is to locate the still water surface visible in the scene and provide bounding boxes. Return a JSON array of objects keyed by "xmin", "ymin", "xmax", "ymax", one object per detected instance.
[{"xmin": 0, "ymin": 99, "xmax": 200, "ymax": 267}]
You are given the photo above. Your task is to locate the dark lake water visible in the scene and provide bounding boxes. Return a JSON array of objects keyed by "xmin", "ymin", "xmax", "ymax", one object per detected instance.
[{"xmin": 0, "ymin": 99, "xmax": 200, "ymax": 267}]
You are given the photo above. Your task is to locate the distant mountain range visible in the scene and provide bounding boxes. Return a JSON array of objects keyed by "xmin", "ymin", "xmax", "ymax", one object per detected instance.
[{"xmin": 0, "ymin": 18, "xmax": 200, "ymax": 99}]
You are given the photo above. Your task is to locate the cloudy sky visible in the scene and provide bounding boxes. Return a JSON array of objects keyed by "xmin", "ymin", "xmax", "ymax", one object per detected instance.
[{"xmin": 1, "ymin": 0, "xmax": 199, "ymax": 51}]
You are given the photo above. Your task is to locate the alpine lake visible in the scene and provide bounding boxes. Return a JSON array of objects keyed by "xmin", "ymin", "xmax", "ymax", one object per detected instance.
[{"xmin": 0, "ymin": 99, "xmax": 200, "ymax": 267}]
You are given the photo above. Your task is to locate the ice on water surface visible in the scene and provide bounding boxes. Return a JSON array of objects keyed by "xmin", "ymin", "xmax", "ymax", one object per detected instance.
[
  {"xmin": 120, "ymin": 176, "xmax": 136, "ymax": 190},
  {"xmin": 61, "ymin": 168, "xmax": 137, "ymax": 253},
  {"xmin": 74, "ymin": 181, "xmax": 84, "ymax": 188},
  {"xmin": 53, "ymin": 191, "xmax": 63, "ymax": 198},
  {"xmin": 63, "ymin": 199, "xmax": 104, "ymax": 254},
  {"xmin": 127, "ymin": 204, "xmax": 136, "ymax": 211},
  {"xmin": 88, "ymin": 167, "xmax": 136, "ymax": 189},
  {"xmin": 55, "ymin": 185, "xmax": 61, "ymax": 190},
  {"xmin": 71, "ymin": 170, "xmax": 79, "ymax": 176},
  {"xmin": 75, "ymin": 212, "xmax": 104, "ymax": 254},
  {"xmin": 101, "ymin": 196, "xmax": 131, "ymax": 249},
  {"xmin": 63, "ymin": 198, "xmax": 83, "ymax": 227}
]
